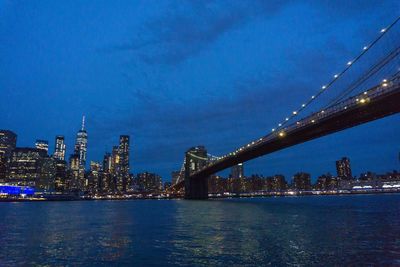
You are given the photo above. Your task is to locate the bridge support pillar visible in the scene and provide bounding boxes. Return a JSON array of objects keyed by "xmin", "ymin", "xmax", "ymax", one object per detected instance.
[{"xmin": 185, "ymin": 176, "xmax": 208, "ymax": 200}]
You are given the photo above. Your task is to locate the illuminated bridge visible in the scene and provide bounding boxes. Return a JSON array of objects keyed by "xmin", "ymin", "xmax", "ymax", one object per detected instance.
[{"xmin": 170, "ymin": 17, "xmax": 400, "ymax": 199}]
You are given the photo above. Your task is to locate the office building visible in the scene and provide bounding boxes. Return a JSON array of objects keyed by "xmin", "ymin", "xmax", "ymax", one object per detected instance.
[
  {"xmin": 136, "ymin": 172, "xmax": 162, "ymax": 192},
  {"xmin": 0, "ymin": 130, "xmax": 17, "ymax": 181},
  {"xmin": 54, "ymin": 136, "xmax": 66, "ymax": 161},
  {"xmin": 116, "ymin": 135, "xmax": 130, "ymax": 192},
  {"xmin": 231, "ymin": 163, "xmax": 244, "ymax": 179},
  {"xmin": 292, "ymin": 172, "xmax": 312, "ymax": 191},
  {"xmin": 336, "ymin": 157, "xmax": 352, "ymax": 179},
  {"xmin": 8, "ymin": 148, "xmax": 46, "ymax": 187}
]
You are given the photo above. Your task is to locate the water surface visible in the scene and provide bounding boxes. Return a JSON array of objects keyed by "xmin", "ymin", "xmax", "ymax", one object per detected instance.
[{"xmin": 0, "ymin": 194, "xmax": 399, "ymax": 266}]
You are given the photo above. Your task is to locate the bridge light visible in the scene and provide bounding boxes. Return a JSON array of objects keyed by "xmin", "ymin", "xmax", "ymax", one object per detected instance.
[
  {"xmin": 382, "ymin": 83, "xmax": 388, "ymax": 87},
  {"xmin": 347, "ymin": 61, "xmax": 352, "ymax": 66},
  {"xmin": 302, "ymin": 104, "xmax": 306, "ymax": 107},
  {"xmin": 272, "ymin": 128, "xmax": 275, "ymax": 132},
  {"xmin": 363, "ymin": 91, "xmax": 367, "ymax": 95},
  {"xmin": 322, "ymin": 85, "xmax": 327, "ymax": 89},
  {"xmin": 278, "ymin": 123, "xmax": 282, "ymax": 127},
  {"xmin": 285, "ymin": 117, "xmax": 289, "ymax": 121},
  {"xmin": 311, "ymin": 95, "xmax": 315, "ymax": 99},
  {"xmin": 293, "ymin": 111, "xmax": 297, "ymax": 115},
  {"xmin": 363, "ymin": 46, "xmax": 368, "ymax": 50},
  {"xmin": 278, "ymin": 131, "xmax": 285, "ymax": 137},
  {"xmin": 344, "ymin": 106, "xmax": 347, "ymax": 110},
  {"xmin": 334, "ymin": 74, "xmax": 339, "ymax": 78},
  {"xmin": 380, "ymin": 28, "xmax": 386, "ymax": 33},
  {"xmin": 360, "ymin": 98, "xmax": 366, "ymax": 104},
  {"xmin": 321, "ymin": 110, "xmax": 325, "ymax": 113},
  {"xmin": 382, "ymin": 79, "xmax": 387, "ymax": 82},
  {"xmin": 296, "ymin": 121, "xmax": 300, "ymax": 125},
  {"xmin": 356, "ymin": 98, "xmax": 359, "ymax": 102},
  {"xmin": 311, "ymin": 119, "xmax": 315, "ymax": 123}
]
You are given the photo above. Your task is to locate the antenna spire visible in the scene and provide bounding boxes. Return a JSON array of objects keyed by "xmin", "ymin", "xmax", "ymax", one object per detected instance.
[{"xmin": 81, "ymin": 115, "xmax": 85, "ymax": 130}]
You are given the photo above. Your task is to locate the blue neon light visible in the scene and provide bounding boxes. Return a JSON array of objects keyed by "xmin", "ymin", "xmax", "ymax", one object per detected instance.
[{"xmin": 0, "ymin": 185, "xmax": 35, "ymax": 195}]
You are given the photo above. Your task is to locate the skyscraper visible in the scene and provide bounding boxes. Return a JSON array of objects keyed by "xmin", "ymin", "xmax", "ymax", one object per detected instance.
[
  {"xmin": 0, "ymin": 130, "xmax": 17, "ymax": 157},
  {"xmin": 336, "ymin": 157, "xmax": 352, "ymax": 179},
  {"xmin": 0, "ymin": 130, "xmax": 17, "ymax": 181},
  {"xmin": 54, "ymin": 136, "xmax": 66, "ymax": 161},
  {"xmin": 231, "ymin": 163, "xmax": 244, "ymax": 179},
  {"xmin": 102, "ymin": 152, "xmax": 113, "ymax": 192},
  {"xmin": 116, "ymin": 135, "xmax": 130, "ymax": 192},
  {"xmin": 69, "ymin": 153, "xmax": 83, "ymax": 191},
  {"xmin": 74, "ymin": 116, "xmax": 88, "ymax": 168},
  {"xmin": 35, "ymin": 140, "xmax": 49, "ymax": 154}
]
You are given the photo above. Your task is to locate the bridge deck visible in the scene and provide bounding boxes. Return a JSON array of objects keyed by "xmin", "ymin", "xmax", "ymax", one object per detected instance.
[{"xmin": 189, "ymin": 82, "xmax": 400, "ymax": 180}]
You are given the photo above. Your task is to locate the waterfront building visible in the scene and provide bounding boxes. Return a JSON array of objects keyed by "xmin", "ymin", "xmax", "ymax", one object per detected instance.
[
  {"xmin": 135, "ymin": 172, "xmax": 162, "ymax": 192},
  {"xmin": 8, "ymin": 147, "xmax": 46, "ymax": 187},
  {"xmin": 74, "ymin": 116, "xmax": 88, "ymax": 168},
  {"xmin": 272, "ymin": 174, "xmax": 287, "ymax": 191},
  {"xmin": 53, "ymin": 136, "xmax": 66, "ymax": 161},
  {"xmin": 292, "ymin": 172, "xmax": 312, "ymax": 191},
  {"xmin": 246, "ymin": 174, "xmax": 264, "ymax": 192},
  {"xmin": 37, "ymin": 157, "xmax": 56, "ymax": 191},
  {"xmin": 314, "ymin": 173, "xmax": 336, "ymax": 190},
  {"xmin": 0, "ymin": 130, "xmax": 17, "ymax": 182},
  {"xmin": 0, "ymin": 184, "xmax": 35, "ymax": 197},
  {"xmin": 336, "ymin": 157, "xmax": 352, "ymax": 179},
  {"xmin": 208, "ymin": 175, "xmax": 227, "ymax": 194},
  {"xmin": 35, "ymin": 140, "xmax": 49, "ymax": 154},
  {"xmin": 264, "ymin": 177, "xmax": 274, "ymax": 191}
]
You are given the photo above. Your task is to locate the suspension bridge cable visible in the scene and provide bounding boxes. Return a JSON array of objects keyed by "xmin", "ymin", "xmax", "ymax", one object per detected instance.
[{"xmin": 273, "ymin": 15, "xmax": 400, "ymax": 133}]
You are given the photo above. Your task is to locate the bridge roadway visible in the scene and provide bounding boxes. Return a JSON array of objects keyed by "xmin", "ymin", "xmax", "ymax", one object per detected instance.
[{"xmin": 183, "ymin": 81, "xmax": 400, "ymax": 198}]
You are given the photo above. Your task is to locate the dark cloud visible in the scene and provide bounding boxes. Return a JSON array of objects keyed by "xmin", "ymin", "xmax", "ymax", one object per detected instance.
[{"xmin": 114, "ymin": 0, "xmax": 293, "ymax": 65}]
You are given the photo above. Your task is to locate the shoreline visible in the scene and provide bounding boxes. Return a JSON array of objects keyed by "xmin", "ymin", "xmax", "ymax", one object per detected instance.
[{"xmin": 1, "ymin": 189, "xmax": 400, "ymax": 202}]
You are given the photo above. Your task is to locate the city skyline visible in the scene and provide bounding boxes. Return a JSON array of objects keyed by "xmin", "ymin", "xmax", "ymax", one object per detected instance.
[
  {"xmin": 1, "ymin": 1, "xmax": 399, "ymax": 181},
  {"xmin": 1, "ymin": 123, "xmax": 398, "ymax": 184}
]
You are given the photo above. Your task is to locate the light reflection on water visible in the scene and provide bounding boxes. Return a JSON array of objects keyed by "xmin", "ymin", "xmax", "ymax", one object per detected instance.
[{"xmin": 0, "ymin": 195, "xmax": 399, "ymax": 266}]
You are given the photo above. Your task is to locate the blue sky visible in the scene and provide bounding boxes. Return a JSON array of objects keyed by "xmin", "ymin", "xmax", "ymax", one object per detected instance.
[{"xmin": 0, "ymin": 0, "xmax": 399, "ymax": 181}]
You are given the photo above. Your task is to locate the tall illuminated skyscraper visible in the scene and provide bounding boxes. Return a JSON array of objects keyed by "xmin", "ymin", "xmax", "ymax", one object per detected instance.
[
  {"xmin": 74, "ymin": 116, "xmax": 88, "ymax": 168},
  {"xmin": 54, "ymin": 136, "xmax": 66, "ymax": 161},
  {"xmin": 117, "ymin": 135, "xmax": 130, "ymax": 192}
]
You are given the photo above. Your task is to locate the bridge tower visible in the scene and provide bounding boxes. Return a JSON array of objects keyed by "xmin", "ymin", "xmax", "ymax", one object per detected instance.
[{"xmin": 184, "ymin": 146, "xmax": 209, "ymax": 199}]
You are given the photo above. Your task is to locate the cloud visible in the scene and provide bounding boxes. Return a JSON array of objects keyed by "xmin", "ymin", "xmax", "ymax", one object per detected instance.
[{"xmin": 113, "ymin": 0, "xmax": 293, "ymax": 65}]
